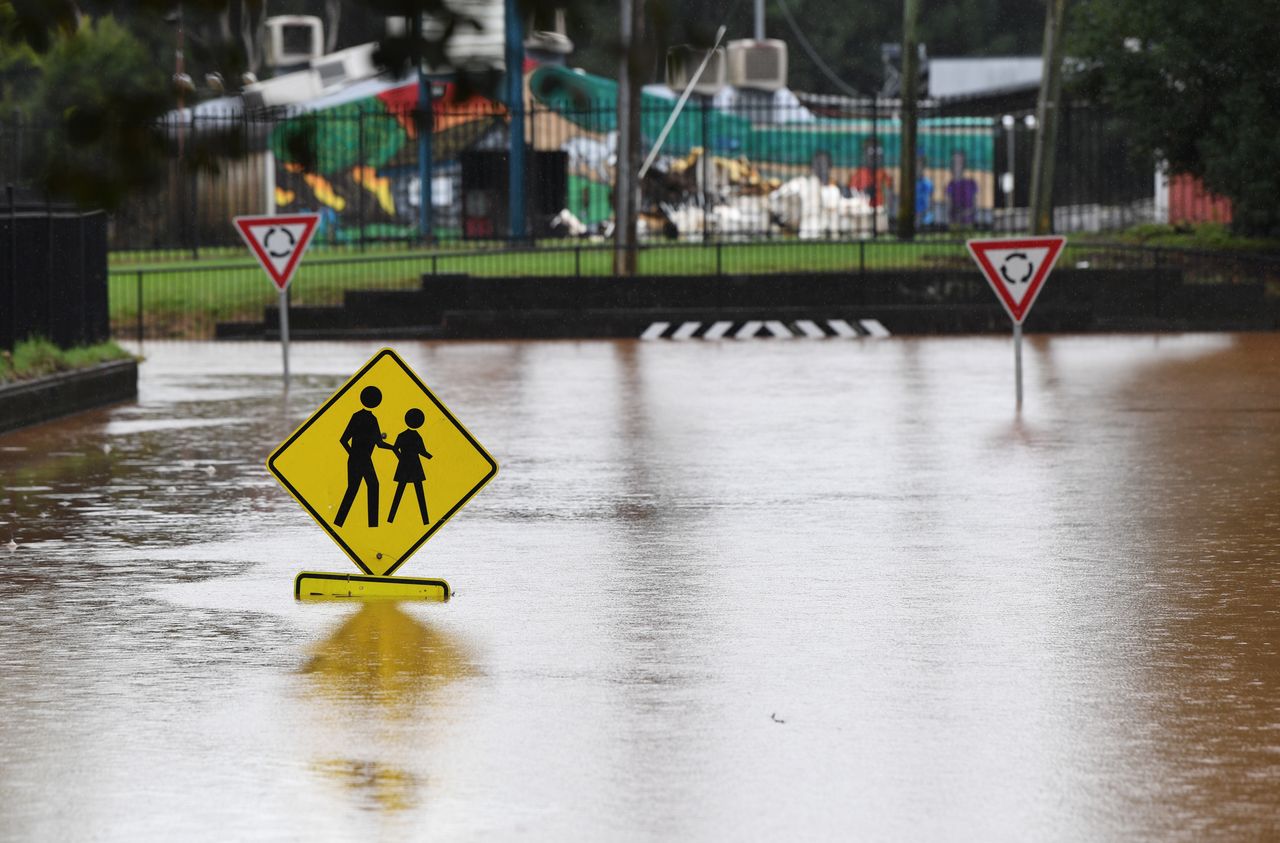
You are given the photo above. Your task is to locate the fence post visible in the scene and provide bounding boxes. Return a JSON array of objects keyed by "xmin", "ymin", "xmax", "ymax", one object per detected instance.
[
  {"xmin": 13, "ymin": 110, "xmax": 23, "ymax": 191},
  {"xmin": 358, "ymin": 111, "xmax": 366, "ymax": 252},
  {"xmin": 871, "ymin": 96, "xmax": 880, "ymax": 239},
  {"xmin": 860, "ymin": 239, "xmax": 866, "ymax": 276},
  {"xmin": 701, "ymin": 96, "xmax": 710, "ymax": 241},
  {"xmin": 4, "ymin": 184, "xmax": 14, "ymax": 351},
  {"xmin": 46, "ymin": 194, "xmax": 54, "ymax": 343},
  {"xmin": 190, "ymin": 114, "xmax": 200, "ymax": 260},
  {"xmin": 136, "ymin": 270, "xmax": 144, "ymax": 344},
  {"xmin": 716, "ymin": 241, "xmax": 723, "ymax": 276},
  {"xmin": 575, "ymin": 245, "xmax": 581, "ymax": 278}
]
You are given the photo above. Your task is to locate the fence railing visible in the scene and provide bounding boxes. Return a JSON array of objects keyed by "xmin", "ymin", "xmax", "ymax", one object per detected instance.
[
  {"xmin": 106, "ymin": 237, "xmax": 1280, "ymax": 341},
  {"xmin": 1, "ymin": 190, "xmax": 110, "ymax": 351},
  {"xmin": 5, "ymin": 91, "xmax": 1178, "ymax": 264}
]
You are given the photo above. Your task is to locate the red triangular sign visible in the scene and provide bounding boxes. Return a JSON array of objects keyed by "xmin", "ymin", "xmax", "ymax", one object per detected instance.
[
  {"xmin": 233, "ymin": 214, "xmax": 321, "ymax": 291},
  {"xmin": 966, "ymin": 236, "xmax": 1067, "ymax": 324}
]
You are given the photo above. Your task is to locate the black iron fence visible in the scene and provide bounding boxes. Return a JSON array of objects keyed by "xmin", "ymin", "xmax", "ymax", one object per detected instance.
[
  {"xmin": 106, "ymin": 237, "xmax": 1280, "ymax": 341},
  {"xmin": 2, "ymin": 92, "xmax": 1183, "ymax": 262},
  {"xmin": 0, "ymin": 189, "xmax": 110, "ymax": 351}
]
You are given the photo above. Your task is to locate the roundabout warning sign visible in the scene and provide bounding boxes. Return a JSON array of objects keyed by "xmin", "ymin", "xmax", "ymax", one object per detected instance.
[
  {"xmin": 234, "ymin": 213, "xmax": 320, "ymax": 291},
  {"xmin": 966, "ymin": 236, "xmax": 1066, "ymax": 324},
  {"xmin": 967, "ymin": 235, "xmax": 1067, "ymax": 406}
]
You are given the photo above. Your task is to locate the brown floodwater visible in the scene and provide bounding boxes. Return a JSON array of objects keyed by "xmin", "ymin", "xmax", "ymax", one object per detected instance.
[{"xmin": 0, "ymin": 334, "xmax": 1277, "ymax": 840}]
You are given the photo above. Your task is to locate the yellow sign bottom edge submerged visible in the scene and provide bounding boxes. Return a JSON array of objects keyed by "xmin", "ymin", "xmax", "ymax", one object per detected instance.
[{"xmin": 295, "ymin": 571, "xmax": 451, "ymax": 602}]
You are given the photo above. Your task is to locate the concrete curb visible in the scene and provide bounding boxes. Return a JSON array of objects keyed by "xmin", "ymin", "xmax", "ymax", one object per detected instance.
[{"xmin": 0, "ymin": 359, "xmax": 138, "ymax": 436}]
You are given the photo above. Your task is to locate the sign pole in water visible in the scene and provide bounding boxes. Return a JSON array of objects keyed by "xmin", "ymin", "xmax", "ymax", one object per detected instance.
[
  {"xmin": 233, "ymin": 213, "xmax": 321, "ymax": 390},
  {"xmin": 966, "ymin": 236, "xmax": 1067, "ymax": 407},
  {"xmin": 1013, "ymin": 319, "xmax": 1024, "ymax": 405},
  {"xmin": 279, "ymin": 286, "xmax": 291, "ymax": 385}
]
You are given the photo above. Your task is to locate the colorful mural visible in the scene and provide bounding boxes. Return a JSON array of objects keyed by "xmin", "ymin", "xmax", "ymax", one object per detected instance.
[
  {"xmin": 270, "ymin": 64, "xmax": 997, "ymax": 242},
  {"xmin": 271, "ymin": 81, "xmax": 503, "ymax": 242}
]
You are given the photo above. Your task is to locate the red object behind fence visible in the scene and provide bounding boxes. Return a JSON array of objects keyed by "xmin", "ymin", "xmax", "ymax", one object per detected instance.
[{"xmin": 1168, "ymin": 173, "xmax": 1232, "ymax": 225}]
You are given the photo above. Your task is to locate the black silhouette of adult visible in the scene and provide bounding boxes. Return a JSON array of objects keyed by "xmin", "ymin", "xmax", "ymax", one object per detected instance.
[{"xmin": 334, "ymin": 386, "xmax": 394, "ymax": 528}]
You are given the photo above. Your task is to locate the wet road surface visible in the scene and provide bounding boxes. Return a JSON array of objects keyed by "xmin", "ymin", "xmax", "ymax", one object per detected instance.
[{"xmin": 1, "ymin": 335, "xmax": 1277, "ymax": 840}]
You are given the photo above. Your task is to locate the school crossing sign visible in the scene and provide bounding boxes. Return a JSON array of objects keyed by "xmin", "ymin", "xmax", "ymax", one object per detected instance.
[{"xmin": 267, "ymin": 348, "xmax": 498, "ymax": 576}]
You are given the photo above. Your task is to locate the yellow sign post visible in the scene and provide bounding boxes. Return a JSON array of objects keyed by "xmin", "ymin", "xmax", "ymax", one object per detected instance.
[{"xmin": 267, "ymin": 348, "xmax": 498, "ymax": 599}]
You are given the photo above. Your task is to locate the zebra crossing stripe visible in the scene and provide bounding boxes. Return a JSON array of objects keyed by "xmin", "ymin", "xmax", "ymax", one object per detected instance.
[
  {"xmin": 672, "ymin": 321, "xmax": 702, "ymax": 340},
  {"xmin": 826, "ymin": 319, "xmax": 860, "ymax": 338},
  {"xmin": 764, "ymin": 320, "xmax": 794, "ymax": 338},
  {"xmin": 794, "ymin": 319, "xmax": 828, "ymax": 338},
  {"xmin": 640, "ymin": 322, "xmax": 671, "ymax": 340},
  {"xmin": 703, "ymin": 320, "xmax": 734, "ymax": 340},
  {"xmin": 639, "ymin": 318, "xmax": 891, "ymax": 340},
  {"xmin": 859, "ymin": 319, "xmax": 891, "ymax": 338}
]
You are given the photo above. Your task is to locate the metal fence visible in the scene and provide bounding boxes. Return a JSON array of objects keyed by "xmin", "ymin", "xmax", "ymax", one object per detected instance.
[
  {"xmin": 106, "ymin": 237, "xmax": 1280, "ymax": 341},
  {"xmin": 0, "ymin": 190, "xmax": 110, "ymax": 350},
  {"xmin": 3, "ymin": 89, "xmax": 1186, "ymax": 262}
]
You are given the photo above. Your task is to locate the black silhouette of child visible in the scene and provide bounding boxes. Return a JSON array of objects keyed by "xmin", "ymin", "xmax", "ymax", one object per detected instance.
[
  {"xmin": 387, "ymin": 408, "xmax": 433, "ymax": 525},
  {"xmin": 334, "ymin": 386, "xmax": 395, "ymax": 528}
]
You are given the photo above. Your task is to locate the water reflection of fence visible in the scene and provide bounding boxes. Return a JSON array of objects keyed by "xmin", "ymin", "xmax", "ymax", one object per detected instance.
[{"xmin": 106, "ymin": 238, "xmax": 1280, "ymax": 341}]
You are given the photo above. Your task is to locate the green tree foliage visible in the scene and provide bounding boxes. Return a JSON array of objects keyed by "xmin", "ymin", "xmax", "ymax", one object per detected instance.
[
  {"xmin": 3, "ymin": 2, "xmax": 173, "ymax": 206},
  {"xmin": 0, "ymin": 20, "xmax": 41, "ymax": 113},
  {"xmin": 1072, "ymin": 0, "xmax": 1280, "ymax": 236},
  {"xmin": 20, "ymin": 15, "xmax": 171, "ymax": 207}
]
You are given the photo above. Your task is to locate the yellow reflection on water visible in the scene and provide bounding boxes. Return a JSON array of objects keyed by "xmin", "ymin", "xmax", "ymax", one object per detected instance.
[
  {"xmin": 301, "ymin": 603, "xmax": 473, "ymax": 813},
  {"xmin": 311, "ymin": 759, "xmax": 422, "ymax": 812},
  {"xmin": 302, "ymin": 602, "xmax": 472, "ymax": 716}
]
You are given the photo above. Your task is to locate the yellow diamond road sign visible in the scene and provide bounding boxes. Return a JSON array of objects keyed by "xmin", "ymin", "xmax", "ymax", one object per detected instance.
[{"xmin": 267, "ymin": 348, "xmax": 497, "ymax": 576}]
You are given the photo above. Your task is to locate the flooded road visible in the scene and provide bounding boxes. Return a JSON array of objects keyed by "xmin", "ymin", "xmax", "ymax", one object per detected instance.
[{"xmin": 1, "ymin": 334, "xmax": 1277, "ymax": 841}]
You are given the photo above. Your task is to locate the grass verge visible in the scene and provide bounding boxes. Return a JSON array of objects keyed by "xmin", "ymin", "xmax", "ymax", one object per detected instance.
[{"xmin": 0, "ymin": 338, "xmax": 136, "ymax": 384}]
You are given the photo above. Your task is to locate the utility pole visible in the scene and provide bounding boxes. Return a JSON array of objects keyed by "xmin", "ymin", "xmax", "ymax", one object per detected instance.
[
  {"xmin": 896, "ymin": 0, "xmax": 920, "ymax": 240},
  {"xmin": 505, "ymin": 0, "xmax": 526, "ymax": 242},
  {"xmin": 614, "ymin": 0, "xmax": 642, "ymax": 275},
  {"xmin": 1029, "ymin": 0, "xmax": 1067, "ymax": 235},
  {"xmin": 412, "ymin": 11, "xmax": 434, "ymax": 242}
]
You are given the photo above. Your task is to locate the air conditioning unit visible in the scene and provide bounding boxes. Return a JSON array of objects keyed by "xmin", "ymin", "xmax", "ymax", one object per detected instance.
[
  {"xmin": 666, "ymin": 45, "xmax": 727, "ymax": 97},
  {"xmin": 241, "ymin": 71, "xmax": 322, "ymax": 110},
  {"xmin": 727, "ymin": 39, "xmax": 788, "ymax": 91},
  {"xmin": 312, "ymin": 43, "xmax": 379, "ymax": 90},
  {"xmin": 266, "ymin": 16, "xmax": 324, "ymax": 69}
]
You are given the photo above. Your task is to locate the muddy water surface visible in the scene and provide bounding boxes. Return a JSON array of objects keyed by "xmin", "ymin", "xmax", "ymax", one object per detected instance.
[{"xmin": 0, "ymin": 335, "xmax": 1277, "ymax": 841}]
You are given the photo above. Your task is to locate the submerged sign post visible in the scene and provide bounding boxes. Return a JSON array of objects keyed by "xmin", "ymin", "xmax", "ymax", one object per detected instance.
[
  {"xmin": 234, "ymin": 213, "xmax": 320, "ymax": 389},
  {"xmin": 267, "ymin": 348, "xmax": 498, "ymax": 600},
  {"xmin": 967, "ymin": 236, "xmax": 1066, "ymax": 406}
]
